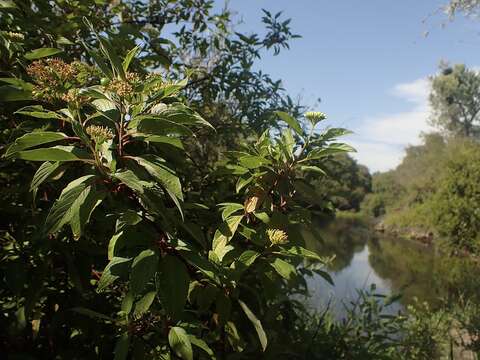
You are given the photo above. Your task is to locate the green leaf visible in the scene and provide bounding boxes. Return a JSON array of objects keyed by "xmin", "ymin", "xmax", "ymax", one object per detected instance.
[
  {"xmin": 275, "ymin": 111, "xmax": 303, "ymax": 136},
  {"xmin": 84, "ymin": 43, "xmax": 113, "ymax": 79},
  {"xmin": 70, "ymin": 187, "xmax": 106, "ymax": 239},
  {"xmin": 218, "ymin": 203, "xmax": 244, "ymax": 220},
  {"xmin": 121, "ymin": 292, "xmax": 134, "ymax": 314},
  {"xmin": 236, "ymin": 250, "xmax": 260, "ymax": 268},
  {"xmin": 0, "ymin": 85, "xmax": 31, "ymax": 101},
  {"xmin": 177, "ymin": 249, "xmax": 220, "ymax": 284},
  {"xmin": 0, "ymin": 78, "xmax": 33, "ymax": 90},
  {"xmin": 129, "ymin": 117, "xmax": 194, "ymax": 136},
  {"xmin": 108, "ymin": 232, "xmax": 124, "ymax": 261},
  {"xmin": 6, "ymin": 132, "xmax": 68, "ymax": 157},
  {"xmin": 114, "ymin": 333, "xmax": 130, "ymax": 360},
  {"xmin": 15, "ymin": 105, "xmax": 65, "ymax": 120},
  {"xmin": 127, "ymin": 155, "xmax": 183, "ymax": 216},
  {"xmin": 318, "ymin": 127, "xmax": 352, "ymax": 142},
  {"xmin": 71, "ymin": 307, "xmax": 115, "ymax": 322},
  {"xmin": 225, "ymin": 321, "xmax": 245, "ymax": 352},
  {"xmin": 212, "ymin": 215, "xmax": 243, "ymax": 256},
  {"xmin": 97, "ymin": 257, "xmax": 132, "ymax": 292},
  {"xmin": 133, "ymin": 291, "xmax": 156, "ymax": 318},
  {"xmin": 270, "ymin": 258, "xmax": 296, "ymax": 281},
  {"xmin": 238, "ymin": 299, "xmax": 268, "ymax": 351},
  {"xmin": 168, "ymin": 327, "xmax": 193, "ymax": 360},
  {"xmin": 313, "ymin": 269, "xmax": 334, "ymax": 286},
  {"xmin": 236, "ymin": 175, "xmax": 253, "ymax": 193},
  {"xmin": 231, "ymin": 250, "xmax": 260, "ymax": 279},
  {"xmin": 306, "ymin": 143, "xmax": 356, "ymax": 161},
  {"xmin": 189, "ymin": 335, "xmax": 216, "ymax": 359},
  {"xmin": 115, "ymin": 210, "xmax": 142, "ymax": 232},
  {"xmin": 97, "ymin": 35, "xmax": 126, "ymax": 80},
  {"xmin": 25, "ymin": 47, "xmax": 62, "ymax": 60},
  {"xmin": 299, "ymin": 165, "xmax": 326, "ymax": 175},
  {"xmin": 113, "ymin": 169, "xmax": 152, "ymax": 194},
  {"xmin": 44, "ymin": 175, "xmax": 96, "ymax": 234},
  {"xmin": 30, "ymin": 161, "xmax": 61, "ymax": 197},
  {"xmin": 123, "ymin": 45, "xmax": 141, "ymax": 72},
  {"xmin": 157, "ymin": 255, "xmax": 190, "ymax": 319},
  {"xmin": 283, "ymin": 246, "xmax": 325, "ymax": 262},
  {"xmin": 238, "ymin": 155, "xmax": 270, "ymax": 169},
  {"xmin": 130, "ymin": 249, "xmax": 159, "ymax": 295},
  {"xmin": 144, "ymin": 135, "xmax": 184, "ymax": 150},
  {"xmin": 15, "ymin": 146, "xmax": 91, "ymax": 162},
  {"xmin": 151, "ymin": 103, "xmax": 214, "ymax": 130}
]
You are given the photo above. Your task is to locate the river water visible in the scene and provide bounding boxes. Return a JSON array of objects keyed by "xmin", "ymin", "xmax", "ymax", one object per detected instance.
[{"xmin": 300, "ymin": 217, "xmax": 479, "ymax": 317}]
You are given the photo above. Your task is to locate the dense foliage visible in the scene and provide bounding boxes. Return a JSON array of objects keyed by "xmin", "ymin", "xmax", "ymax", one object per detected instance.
[
  {"xmin": 310, "ymin": 154, "xmax": 371, "ymax": 213},
  {"xmin": 362, "ymin": 63, "xmax": 480, "ymax": 255},
  {"xmin": 2, "ymin": 2, "xmax": 478, "ymax": 359},
  {"xmin": 0, "ymin": 6, "xmax": 362, "ymax": 357}
]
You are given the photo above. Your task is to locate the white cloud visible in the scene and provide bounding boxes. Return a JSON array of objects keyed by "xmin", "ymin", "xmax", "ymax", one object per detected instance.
[{"xmin": 348, "ymin": 78, "xmax": 435, "ymax": 173}]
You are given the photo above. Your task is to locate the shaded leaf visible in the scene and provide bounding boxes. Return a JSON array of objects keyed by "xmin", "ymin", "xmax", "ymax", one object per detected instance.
[
  {"xmin": 71, "ymin": 307, "xmax": 115, "ymax": 322},
  {"xmin": 157, "ymin": 255, "xmax": 190, "ymax": 319},
  {"xmin": 114, "ymin": 332, "xmax": 130, "ymax": 360},
  {"xmin": 189, "ymin": 335, "xmax": 216, "ymax": 359},
  {"xmin": 130, "ymin": 249, "xmax": 159, "ymax": 295},
  {"xmin": 133, "ymin": 291, "xmax": 156, "ymax": 318},
  {"xmin": 238, "ymin": 300, "xmax": 268, "ymax": 351},
  {"xmin": 45, "ymin": 175, "xmax": 96, "ymax": 234},
  {"xmin": 97, "ymin": 257, "xmax": 132, "ymax": 292}
]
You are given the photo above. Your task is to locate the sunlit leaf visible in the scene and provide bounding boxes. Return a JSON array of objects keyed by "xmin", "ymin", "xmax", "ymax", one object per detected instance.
[
  {"xmin": 25, "ymin": 47, "xmax": 62, "ymax": 60},
  {"xmin": 168, "ymin": 326, "xmax": 193, "ymax": 360},
  {"xmin": 275, "ymin": 111, "xmax": 303, "ymax": 136},
  {"xmin": 6, "ymin": 132, "xmax": 68, "ymax": 157}
]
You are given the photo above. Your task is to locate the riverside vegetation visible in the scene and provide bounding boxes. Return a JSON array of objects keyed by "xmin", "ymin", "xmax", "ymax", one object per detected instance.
[{"xmin": 1, "ymin": 1, "xmax": 480, "ymax": 359}]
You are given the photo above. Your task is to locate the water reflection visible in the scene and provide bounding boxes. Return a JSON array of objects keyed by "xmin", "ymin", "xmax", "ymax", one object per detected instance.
[{"xmin": 302, "ymin": 216, "xmax": 480, "ymax": 317}]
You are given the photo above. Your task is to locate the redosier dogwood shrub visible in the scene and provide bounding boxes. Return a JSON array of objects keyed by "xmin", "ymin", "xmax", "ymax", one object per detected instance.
[{"xmin": 1, "ymin": 28, "xmax": 355, "ymax": 358}]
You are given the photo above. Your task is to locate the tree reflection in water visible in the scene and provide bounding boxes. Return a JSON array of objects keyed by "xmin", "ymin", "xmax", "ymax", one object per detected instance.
[{"xmin": 302, "ymin": 216, "xmax": 480, "ymax": 317}]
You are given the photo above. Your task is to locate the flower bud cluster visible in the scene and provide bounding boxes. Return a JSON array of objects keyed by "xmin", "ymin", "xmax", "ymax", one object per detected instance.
[
  {"xmin": 305, "ymin": 111, "xmax": 327, "ymax": 124},
  {"xmin": 266, "ymin": 229, "xmax": 289, "ymax": 246},
  {"xmin": 86, "ymin": 125, "xmax": 114, "ymax": 144},
  {"xmin": 27, "ymin": 59, "xmax": 94, "ymax": 102},
  {"xmin": 105, "ymin": 72, "xmax": 140, "ymax": 97}
]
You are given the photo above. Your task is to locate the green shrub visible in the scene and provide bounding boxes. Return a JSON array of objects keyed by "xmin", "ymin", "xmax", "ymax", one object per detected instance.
[
  {"xmin": 432, "ymin": 140, "xmax": 480, "ymax": 253},
  {"xmin": 0, "ymin": 33, "xmax": 357, "ymax": 358}
]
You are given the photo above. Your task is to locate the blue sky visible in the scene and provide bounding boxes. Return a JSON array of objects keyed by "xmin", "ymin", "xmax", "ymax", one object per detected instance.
[{"xmin": 218, "ymin": 0, "xmax": 480, "ymax": 172}]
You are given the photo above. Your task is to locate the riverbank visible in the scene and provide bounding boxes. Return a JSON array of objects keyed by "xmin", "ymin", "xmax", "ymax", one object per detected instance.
[{"xmin": 301, "ymin": 214, "xmax": 480, "ymax": 359}]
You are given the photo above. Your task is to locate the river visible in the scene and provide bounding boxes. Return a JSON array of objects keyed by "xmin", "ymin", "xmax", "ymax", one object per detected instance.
[{"xmin": 300, "ymin": 216, "xmax": 480, "ymax": 317}]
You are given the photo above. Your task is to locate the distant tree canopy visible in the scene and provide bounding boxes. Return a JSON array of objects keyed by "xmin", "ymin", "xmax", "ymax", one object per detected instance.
[
  {"xmin": 311, "ymin": 154, "xmax": 371, "ymax": 212},
  {"xmin": 429, "ymin": 63, "xmax": 480, "ymax": 138}
]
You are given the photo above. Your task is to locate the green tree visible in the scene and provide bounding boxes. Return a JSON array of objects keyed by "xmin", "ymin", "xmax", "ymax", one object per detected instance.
[
  {"xmin": 429, "ymin": 63, "xmax": 480, "ymax": 137},
  {"xmin": 432, "ymin": 140, "xmax": 480, "ymax": 253},
  {"xmin": 311, "ymin": 153, "xmax": 371, "ymax": 212}
]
